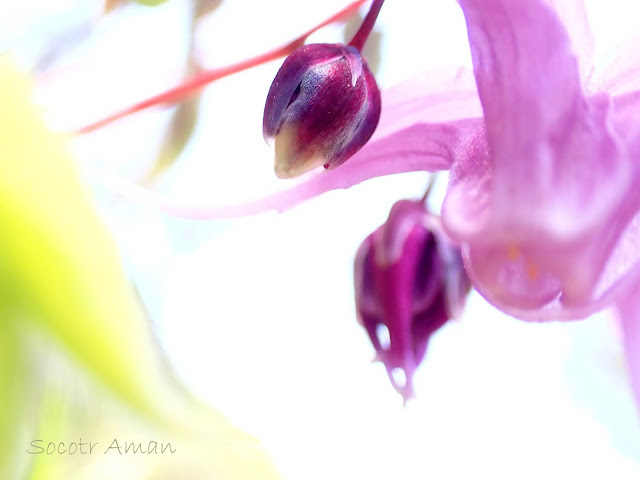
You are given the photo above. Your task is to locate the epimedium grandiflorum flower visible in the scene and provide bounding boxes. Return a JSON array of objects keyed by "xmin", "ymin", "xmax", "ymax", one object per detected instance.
[
  {"xmin": 354, "ymin": 197, "xmax": 471, "ymax": 401},
  {"xmin": 72, "ymin": 1, "xmax": 640, "ymax": 405},
  {"xmin": 159, "ymin": 0, "xmax": 640, "ymax": 404},
  {"xmin": 262, "ymin": 0, "xmax": 383, "ymax": 178},
  {"xmin": 422, "ymin": 0, "xmax": 640, "ymax": 406}
]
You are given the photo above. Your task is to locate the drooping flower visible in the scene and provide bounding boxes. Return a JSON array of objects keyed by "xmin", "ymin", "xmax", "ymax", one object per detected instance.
[
  {"xmin": 441, "ymin": 0, "xmax": 635, "ymax": 314},
  {"xmin": 354, "ymin": 199, "xmax": 470, "ymax": 401},
  {"xmin": 434, "ymin": 0, "xmax": 640, "ymax": 415}
]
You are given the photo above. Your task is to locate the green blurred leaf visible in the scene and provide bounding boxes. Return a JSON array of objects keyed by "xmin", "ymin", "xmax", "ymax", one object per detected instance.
[
  {"xmin": 0, "ymin": 319, "xmax": 24, "ymax": 480},
  {"xmin": 0, "ymin": 56, "xmax": 159, "ymax": 415},
  {"xmin": 28, "ymin": 389, "xmax": 68, "ymax": 480},
  {"xmin": 0, "ymin": 56, "xmax": 284, "ymax": 480}
]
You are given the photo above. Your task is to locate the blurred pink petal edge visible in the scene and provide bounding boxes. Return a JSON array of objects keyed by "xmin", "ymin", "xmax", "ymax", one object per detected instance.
[{"xmin": 617, "ymin": 272, "xmax": 640, "ymax": 411}]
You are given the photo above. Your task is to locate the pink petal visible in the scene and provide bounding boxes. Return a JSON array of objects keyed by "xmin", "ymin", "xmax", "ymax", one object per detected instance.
[
  {"xmin": 475, "ymin": 88, "xmax": 640, "ymax": 320},
  {"xmin": 373, "ymin": 66, "xmax": 481, "ymax": 137},
  {"xmin": 465, "ymin": 213, "xmax": 640, "ymax": 322},
  {"xmin": 466, "ymin": 262, "xmax": 640, "ymax": 324},
  {"xmin": 612, "ymin": 90, "xmax": 640, "ymax": 163},
  {"xmin": 443, "ymin": 0, "xmax": 633, "ymax": 309},
  {"xmin": 463, "ymin": 243, "xmax": 563, "ymax": 310},
  {"xmin": 440, "ymin": 128, "xmax": 490, "ymax": 239},
  {"xmin": 616, "ymin": 275, "xmax": 640, "ymax": 410},
  {"xmin": 595, "ymin": 90, "xmax": 640, "ymax": 301},
  {"xmin": 550, "ymin": 0, "xmax": 595, "ymax": 83},
  {"xmin": 459, "ymin": 0, "xmax": 629, "ymax": 239}
]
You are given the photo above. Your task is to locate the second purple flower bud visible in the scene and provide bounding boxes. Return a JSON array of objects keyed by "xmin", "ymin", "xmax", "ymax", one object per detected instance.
[
  {"xmin": 354, "ymin": 200, "xmax": 471, "ymax": 402},
  {"xmin": 263, "ymin": 43, "xmax": 381, "ymax": 179}
]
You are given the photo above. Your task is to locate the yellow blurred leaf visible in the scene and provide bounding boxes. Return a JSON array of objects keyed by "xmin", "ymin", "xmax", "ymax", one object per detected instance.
[
  {"xmin": 0, "ymin": 320, "xmax": 24, "ymax": 480},
  {"xmin": 27, "ymin": 390, "xmax": 68, "ymax": 480},
  {"xmin": 0, "ymin": 55, "xmax": 159, "ymax": 414},
  {"xmin": 0, "ymin": 56, "xmax": 283, "ymax": 480}
]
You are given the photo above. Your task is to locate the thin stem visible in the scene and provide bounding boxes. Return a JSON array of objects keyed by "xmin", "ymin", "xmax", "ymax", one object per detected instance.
[
  {"xmin": 420, "ymin": 174, "xmax": 437, "ymax": 204},
  {"xmin": 76, "ymin": 40, "xmax": 301, "ymax": 134},
  {"xmin": 76, "ymin": 0, "xmax": 367, "ymax": 135},
  {"xmin": 348, "ymin": 0, "xmax": 385, "ymax": 51}
]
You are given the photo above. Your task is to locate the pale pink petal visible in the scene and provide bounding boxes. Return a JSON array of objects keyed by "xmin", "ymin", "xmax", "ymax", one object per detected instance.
[
  {"xmin": 443, "ymin": 0, "xmax": 633, "ymax": 309},
  {"xmin": 466, "ymin": 213, "xmax": 640, "ymax": 322},
  {"xmin": 447, "ymin": 103, "xmax": 640, "ymax": 313},
  {"xmin": 466, "ymin": 260, "xmax": 640, "ymax": 323},
  {"xmin": 616, "ymin": 276, "xmax": 640, "ymax": 410},
  {"xmin": 611, "ymin": 90, "xmax": 640, "ymax": 164},
  {"xmin": 463, "ymin": 243, "xmax": 563, "ymax": 310},
  {"xmin": 596, "ymin": 212, "xmax": 640, "ymax": 299},
  {"xmin": 549, "ymin": 0, "xmax": 595, "ymax": 83},
  {"xmin": 459, "ymin": 0, "xmax": 629, "ymax": 240},
  {"xmin": 440, "ymin": 128, "xmax": 490, "ymax": 239},
  {"xmin": 373, "ymin": 66, "xmax": 482, "ymax": 137},
  {"xmin": 590, "ymin": 91, "xmax": 640, "ymax": 298}
]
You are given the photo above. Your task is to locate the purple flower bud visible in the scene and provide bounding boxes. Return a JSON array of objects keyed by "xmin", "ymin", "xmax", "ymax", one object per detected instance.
[
  {"xmin": 263, "ymin": 43, "xmax": 381, "ymax": 179},
  {"xmin": 354, "ymin": 200, "xmax": 471, "ymax": 402}
]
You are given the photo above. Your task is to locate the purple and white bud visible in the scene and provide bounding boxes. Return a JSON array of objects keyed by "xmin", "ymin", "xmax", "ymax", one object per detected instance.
[
  {"xmin": 354, "ymin": 200, "xmax": 471, "ymax": 401},
  {"xmin": 263, "ymin": 43, "xmax": 381, "ymax": 179}
]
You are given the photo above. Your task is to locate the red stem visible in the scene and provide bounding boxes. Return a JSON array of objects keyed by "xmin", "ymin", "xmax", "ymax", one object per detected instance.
[
  {"xmin": 76, "ymin": 0, "xmax": 368, "ymax": 135},
  {"xmin": 348, "ymin": 0, "xmax": 385, "ymax": 51}
]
